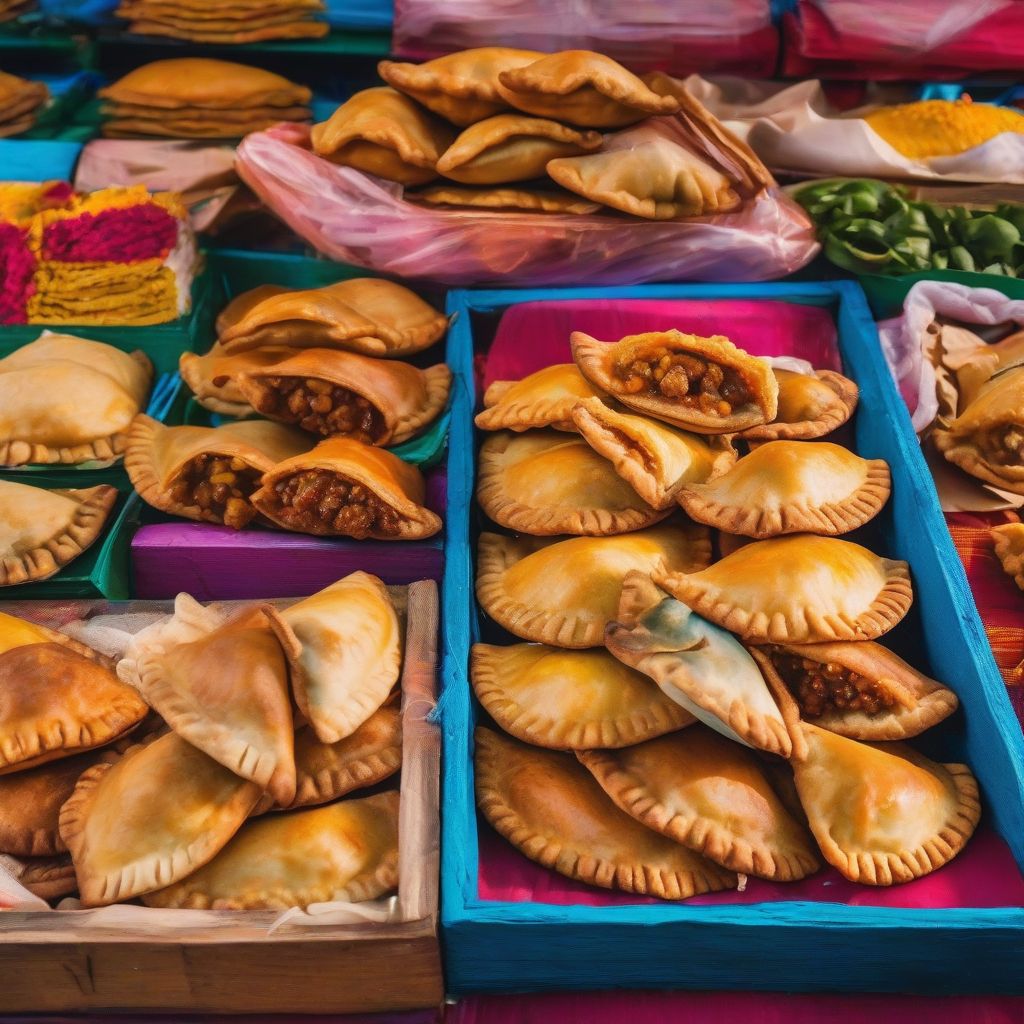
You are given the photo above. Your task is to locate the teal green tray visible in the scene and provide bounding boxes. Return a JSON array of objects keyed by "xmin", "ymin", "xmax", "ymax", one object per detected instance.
[{"xmin": 858, "ymin": 269, "xmax": 1024, "ymax": 319}]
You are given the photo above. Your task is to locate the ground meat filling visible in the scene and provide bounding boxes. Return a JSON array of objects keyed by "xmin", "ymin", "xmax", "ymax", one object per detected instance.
[
  {"xmin": 612, "ymin": 344, "xmax": 754, "ymax": 417},
  {"xmin": 981, "ymin": 424, "xmax": 1024, "ymax": 466},
  {"xmin": 771, "ymin": 653, "xmax": 897, "ymax": 718},
  {"xmin": 253, "ymin": 376, "xmax": 386, "ymax": 442},
  {"xmin": 169, "ymin": 454, "xmax": 260, "ymax": 529},
  {"xmin": 265, "ymin": 469, "xmax": 402, "ymax": 538}
]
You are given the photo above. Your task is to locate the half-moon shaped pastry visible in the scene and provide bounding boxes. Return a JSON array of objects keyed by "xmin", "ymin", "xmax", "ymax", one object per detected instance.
[
  {"xmin": 933, "ymin": 366, "xmax": 1024, "ymax": 495},
  {"xmin": 655, "ymin": 535, "xmax": 913, "ymax": 644},
  {"xmin": 263, "ymin": 572, "xmax": 401, "ymax": 745},
  {"xmin": 739, "ymin": 369, "xmax": 859, "ymax": 442},
  {"xmin": 475, "ymin": 363, "xmax": 608, "ymax": 432},
  {"xmin": 117, "ymin": 596, "xmax": 296, "ymax": 806},
  {"xmin": 471, "ymin": 643, "xmax": 694, "ymax": 749},
  {"xmin": 179, "ymin": 344, "xmax": 293, "ymax": 416},
  {"xmin": 250, "ymin": 438, "xmax": 441, "ymax": 539},
  {"xmin": 751, "ymin": 641, "xmax": 959, "ymax": 741},
  {"xmin": 125, "ymin": 416, "xmax": 313, "ymax": 529},
  {"xmin": 234, "ymin": 349, "xmax": 451, "ymax": 446},
  {"xmin": 59, "ymin": 732, "xmax": 262, "ymax": 907},
  {"xmin": 495, "ymin": 50, "xmax": 679, "ymax": 128},
  {"xmin": 579, "ymin": 726, "xmax": 819, "ymax": 881},
  {"xmin": 411, "ymin": 184, "xmax": 599, "ymax": 214},
  {"xmin": 476, "ymin": 524, "xmax": 712, "ymax": 648},
  {"xmin": 475, "ymin": 727, "xmax": 735, "ymax": 900},
  {"xmin": 215, "ymin": 283, "xmax": 291, "ymax": 336},
  {"xmin": 0, "ymin": 333, "xmax": 153, "ymax": 466},
  {"xmin": 142, "ymin": 790, "xmax": 399, "ymax": 910},
  {"xmin": 379, "ymin": 48, "xmax": 544, "ymax": 126},
  {"xmin": 311, "ymin": 87, "xmax": 455, "ymax": 185},
  {"xmin": 789, "ymin": 723, "xmax": 980, "ymax": 885},
  {"xmin": 0, "ymin": 480, "xmax": 117, "ymax": 586},
  {"xmin": 677, "ymin": 441, "xmax": 891, "ymax": 538},
  {"xmin": 477, "ymin": 430, "xmax": 667, "ymax": 535},
  {"xmin": 954, "ymin": 331, "xmax": 1024, "ymax": 410},
  {"xmin": 604, "ymin": 573, "xmax": 790, "ymax": 756},
  {"xmin": 0, "ymin": 643, "xmax": 148, "ymax": 774},
  {"xmin": 571, "ymin": 329, "xmax": 778, "ymax": 434},
  {"xmin": 437, "ymin": 114, "xmax": 602, "ymax": 185},
  {"xmin": 571, "ymin": 397, "xmax": 736, "ymax": 509},
  {"xmin": 992, "ymin": 522, "xmax": 1024, "ymax": 591}
]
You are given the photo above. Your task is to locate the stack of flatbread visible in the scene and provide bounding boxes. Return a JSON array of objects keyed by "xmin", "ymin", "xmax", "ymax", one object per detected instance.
[
  {"xmin": 98, "ymin": 59, "xmax": 312, "ymax": 140},
  {"xmin": 0, "ymin": 71, "xmax": 48, "ymax": 139},
  {"xmin": 114, "ymin": 0, "xmax": 328, "ymax": 43}
]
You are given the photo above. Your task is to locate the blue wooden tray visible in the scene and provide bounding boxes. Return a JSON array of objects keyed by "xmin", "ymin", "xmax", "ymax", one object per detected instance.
[{"xmin": 439, "ymin": 280, "xmax": 1024, "ymax": 995}]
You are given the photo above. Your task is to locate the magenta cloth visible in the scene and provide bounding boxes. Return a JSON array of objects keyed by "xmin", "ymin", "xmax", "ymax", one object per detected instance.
[
  {"xmin": 0, "ymin": 221, "xmax": 34, "ymax": 324},
  {"xmin": 40, "ymin": 203, "xmax": 179, "ymax": 262}
]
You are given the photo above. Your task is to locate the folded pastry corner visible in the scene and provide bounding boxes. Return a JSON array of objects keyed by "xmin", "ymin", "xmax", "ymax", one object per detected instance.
[
  {"xmin": 740, "ymin": 368, "xmax": 858, "ymax": 442},
  {"xmin": 179, "ymin": 345, "xmax": 294, "ymax": 417},
  {"xmin": 475, "ymin": 363, "xmax": 609, "ymax": 432},
  {"xmin": 992, "ymin": 522, "xmax": 1024, "ymax": 591},
  {"xmin": 411, "ymin": 183, "xmax": 600, "ymax": 214}
]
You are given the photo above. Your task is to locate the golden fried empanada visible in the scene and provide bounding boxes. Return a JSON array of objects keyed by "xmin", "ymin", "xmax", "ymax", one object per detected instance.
[
  {"xmin": 579, "ymin": 726, "xmax": 819, "ymax": 881},
  {"xmin": 263, "ymin": 572, "xmax": 401, "ymax": 745},
  {"xmin": 471, "ymin": 643, "xmax": 694, "ymax": 750},
  {"xmin": 477, "ymin": 430, "xmax": 667, "ymax": 535},
  {"xmin": 125, "ymin": 416, "xmax": 312, "ymax": 529},
  {"xmin": 604, "ymin": 573, "xmax": 791, "ymax": 756},
  {"xmin": 234, "ymin": 349, "xmax": 451, "ymax": 446},
  {"xmin": 475, "ymin": 363, "xmax": 608, "ymax": 432},
  {"xmin": 311, "ymin": 87, "xmax": 455, "ymax": 186},
  {"xmin": 476, "ymin": 524, "xmax": 711, "ymax": 649},
  {"xmin": 0, "ymin": 610, "xmax": 104, "ymax": 663},
  {"xmin": 59, "ymin": 732, "xmax": 262, "ymax": 906},
  {"xmin": 142, "ymin": 790, "xmax": 399, "ymax": 909},
  {"xmin": 475, "ymin": 727, "xmax": 735, "ymax": 900},
  {"xmin": 411, "ymin": 184, "xmax": 599, "ymax": 214},
  {"xmin": 572, "ymin": 329, "xmax": 777, "ymax": 434},
  {"xmin": 790, "ymin": 723, "xmax": 980, "ymax": 885},
  {"xmin": 0, "ymin": 480, "xmax": 117, "ymax": 586},
  {"xmin": 215, "ymin": 284, "xmax": 292, "ymax": 336},
  {"xmin": 571, "ymin": 397, "xmax": 736, "ymax": 509},
  {"xmin": 740, "ymin": 369, "xmax": 859, "ymax": 442},
  {"xmin": 178, "ymin": 344, "xmax": 294, "ymax": 417},
  {"xmin": 495, "ymin": 50, "xmax": 679, "ymax": 128},
  {"xmin": 379, "ymin": 48, "xmax": 543, "ymax": 126},
  {"xmin": 954, "ymin": 331, "xmax": 1024, "ymax": 410},
  {"xmin": 992, "ymin": 522, "xmax": 1024, "ymax": 590},
  {"xmin": 250, "ymin": 438, "xmax": 441, "ymax": 539},
  {"xmin": 656, "ymin": 535, "xmax": 913, "ymax": 644}
]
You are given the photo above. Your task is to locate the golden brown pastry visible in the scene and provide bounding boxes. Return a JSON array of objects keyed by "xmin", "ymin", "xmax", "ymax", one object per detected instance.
[
  {"xmin": 740, "ymin": 369, "xmax": 859, "ymax": 442},
  {"xmin": 475, "ymin": 363, "xmax": 608, "ymax": 432},
  {"xmin": 471, "ymin": 643, "xmax": 694, "ymax": 750},
  {"xmin": 410, "ymin": 184, "xmax": 600, "ymax": 214},
  {"xmin": 178, "ymin": 345, "xmax": 294, "ymax": 417},
  {"xmin": 476, "ymin": 430, "xmax": 667, "ymax": 535},
  {"xmin": 250, "ymin": 437, "xmax": 442, "ymax": 539},
  {"xmin": 954, "ymin": 331, "xmax": 1024, "ymax": 410},
  {"xmin": 992, "ymin": 522, "xmax": 1024, "ymax": 590},
  {"xmin": 475, "ymin": 727, "xmax": 735, "ymax": 900},
  {"xmin": 215, "ymin": 283, "xmax": 292, "ymax": 336},
  {"xmin": 571, "ymin": 329, "xmax": 778, "ymax": 433},
  {"xmin": 0, "ymin": 609, "xmax": 106, "ymax": 663},
  {"xmin": 14, "ymin": 855, "xmax": 77, "ymax": 901}
]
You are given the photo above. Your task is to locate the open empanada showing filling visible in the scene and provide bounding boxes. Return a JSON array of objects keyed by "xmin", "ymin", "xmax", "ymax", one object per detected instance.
[
  {"xmin": 250, "ymin": 438, "xmax": 441, "ymax": 540},
  {"xmin": 992, "ymin": 522, "xmax": 1024, "ymax": 591},
  {"xmin": 178, "ymin": 344, "xmax": 294, "ymax": 417},
  {"xmin": 677, "ymin": 440, "xmax": 891, "ymax": 538},
  {"xmin": 126, "ymin": 416, "xmax": 313, "ymax": 529},
  {"xmin": 234, "ymin": 349, "xmax": 451, "ymax": 446},
  {"xmin": 572, "ymin": 329, "xmax": 777, "ymax": 433},
  {"xmin": 475, "ymin": 363, "xmax": 609, "ymax": 432},
  {"xmin": 740, "ymin": 368, "xmax": 859, "ymax": 442},
  {"xmin": 476, "ymin": 430, "xmax": 668, "ymax": 535}
]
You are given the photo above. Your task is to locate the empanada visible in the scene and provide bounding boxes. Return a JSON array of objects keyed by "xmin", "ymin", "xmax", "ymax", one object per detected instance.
[
  {"xmin": 740, "ymin": 369, "xmax": 859, "ymax": 442},
  {"xmin": 476, "ymin": 524, "xmax": 711, "ymax": 648},
  {"xmin": 216, "ymin": 284, "xmax": 291, "ymax": 336},
  {"xmin": 477, "ymin": 430, "xmax": 667, "ymax": 535},
  {"xmin": 263, "ymin": 572, "xmax": 401, "ymax": 745},
  {"xmin": 992, "ymin": 522, "xmax": 1024, "ymax": 590},
  {"xmin": 604, "ymin": 573, "xmax": 791, "ymax": 756},
  {"xmin": 751, "ymin": 641, "xmax": 959, "ymax": 741},
  {"xmin": 15, "ymin": 855, "xmax": 77, "ymax": 901},
  {"xmin": 59, "ymin": 732, "xmax": 262, "ymax": 907},
  {"xmin": 475, "ymin": 363, "xmax": 608, "ymax": 432},
  {"xmin": 790, "ymin": 723, "xmax": 980, "ymax": 885},
  {"xmin": 677, "ymin": 441, "xmax": 891, "ymax": 538},
  {"xmin": 311, "ymin": 87, "xmax": 455, "ymax": 186},
  {"xmin": 0, "ymin": 610, "xmax": 104, "ymax": 663},
  {"xmin": 379, "ymin": 48, "xmax": 544, "ymax": 126},
  {"xmin": 933, "ymin": 366, "xmax": 1024, "ymax": 495},
  {"xmin": 437, "ymin": 114, "xmax": 601, "ymax": 185},
  {"xmin": 579, "ymin": 726, "xmax": 819, "ymax": 881},
  {"xmin": 495, "ymin": 50, "xmax": 679, "ymax": 128},
  {"xmin": 178, "ymin": 344, "xmax": 294, "ymax": 417},
  {"xmin": 142, "ymin": 790, "xmax": 399, "ymax": 910},
  {"xmin": 411, "ymin": 184, "xmax": 599, "ymax": 214},
  {"xmin": 0, "ymin": 333, "xmax": 153, "ymax": 466},
  {"xmin": 572, "ymin": 329, "xmax": 777, "ymax": 434},
  {"xmin": 0, "ymin": 480, "xmax": 117, "ymax": 586},
  {"xmin": 571, "ymin": 397, "xmax": 736, "ymax": 510},
  {"xmin": 475, "ymin": 727, "xmax": 735, "ymax": 900},
  {"xmin": 233, "ymin": 349, "xmax": 451, "ymax": 446},
  {"xmin": 119, "ymin": 19, "xmax": 328, "ymax": 44},
  {"xmin": 250, "ymin": 438, "xmax": 441, "ymax": 539},
  {"xmin": 655, "ymin": 535, "xmax": 913, "ymax": 644},
  {"xmin": 471, "ymin": 643, "xmax": 694, "ymax": 749},
  {"xmin": 125, "ymin": 416, "xmax": 312, "ymax": 529},
  {"xmin": 954, "ymin": 331, "xmax": 1024, "ymax": 410},
  {"xmin": 117, "ymin": 596, "xmax": 296, "ymax": 805}
]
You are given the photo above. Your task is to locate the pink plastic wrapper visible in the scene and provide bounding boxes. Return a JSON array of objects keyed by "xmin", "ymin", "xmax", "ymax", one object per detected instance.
[{"xmin": 234, "ymin": 124, "xmax": 819, "ymax": 287}]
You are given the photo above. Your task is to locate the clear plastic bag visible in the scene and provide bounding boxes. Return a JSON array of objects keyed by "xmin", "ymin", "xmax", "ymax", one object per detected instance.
[{"xmin": 234, "ymin": 123, "xmax": 818, "ymax": 287}]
